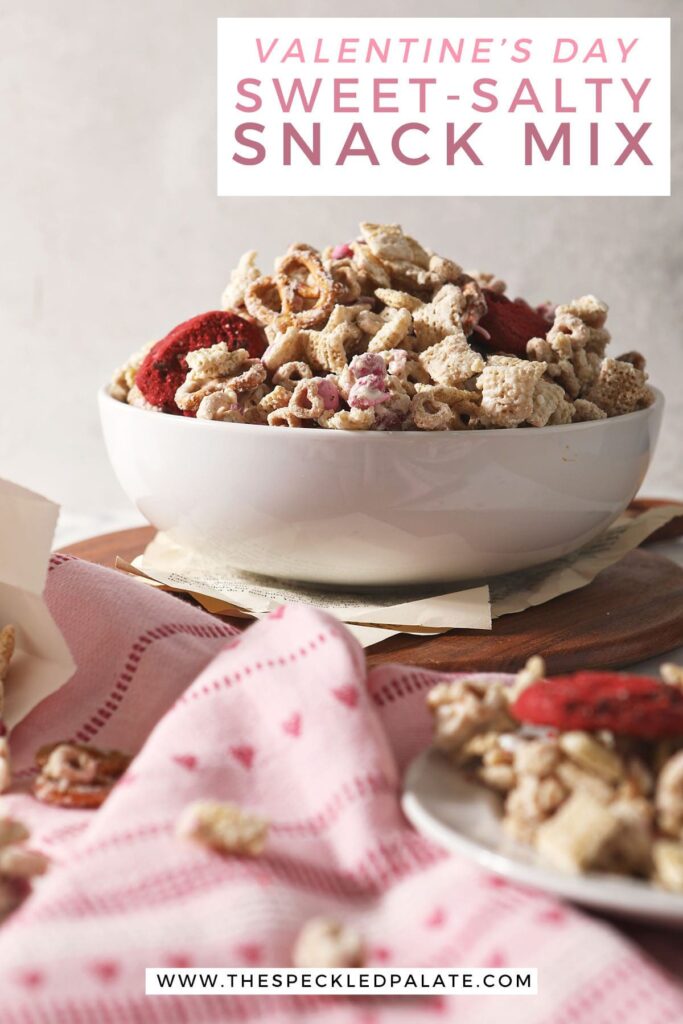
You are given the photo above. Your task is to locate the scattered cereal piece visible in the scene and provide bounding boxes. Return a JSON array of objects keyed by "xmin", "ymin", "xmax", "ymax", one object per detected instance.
[
  {"xmin": 176, "ymin": 800, "xmax": 268, "ymax": 856},
  {"xmin": 419, "ymin": 332, "xmax": 485, "ymax": 388},
  {"xmin": 477, "ymin": 359, "xmax": 547, "ymax": 428},
  {"xmin": 292, "ymin": 917, "xmax": 364, "ymax": 968}
]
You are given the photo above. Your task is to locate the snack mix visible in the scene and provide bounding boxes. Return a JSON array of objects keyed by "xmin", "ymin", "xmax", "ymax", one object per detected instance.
[
  {"xmin": 427, "ymin": 660, "xmax": 683, "ymax": 891},
  {"xmin": 110, "ymin": 223, "xmax": 655, "ymax": 431}
]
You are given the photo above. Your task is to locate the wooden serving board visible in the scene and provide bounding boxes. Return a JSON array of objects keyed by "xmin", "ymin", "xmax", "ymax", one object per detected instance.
[{"xmin": 64, "ymin": 508, "xmax": 683, "ymax": 675}]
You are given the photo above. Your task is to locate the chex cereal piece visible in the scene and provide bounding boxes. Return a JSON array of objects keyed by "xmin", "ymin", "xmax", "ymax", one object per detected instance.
[
  {"xmin": 477, "ymin": 358, "xmax": 547, "ymax": 428},
  {"xmin": 526, "ymin": 380, "xmax": 568, "ymax": 427},
  {"xmin": 413, "ymin": 284, "xmax": 465, "ymax": 348},
  {"xmin": 585, "ymin": 358, "xmax": 654, "ymax": 417},
  {"xmin": 292, "ymin": 917, "xmax": 365, "ymax": 969},
  {"xmin": 33, "ymin": 742, "xmax": 131, "ymax": 809},
  {"xmin": 572, "ymin": 398, "xmax": 607, "ymax": 422},
  {"xmin": 367, "ymin": 307, "xmax": 413, "ymax": 352},
  {"xmin": 176, "ymin": 800, "xmax": 268, "ymax": 857},
  {"xmin": 349, "ymin": 241, "xmax": 391, "ymax": 290},
  {"xmin": 304, "ymin": 322, "xmax": 354, "ymax": 375},
  {"xmin": 419, "ymin": 333, "xmax": 485, "ymax": 388},
  {"xmin": 359, "ymin": 221, "xmax": 430, "ymax": 269},
  {"xmin": 534, "ymin": 790, "xmax": 621, "ymax": 873},
  {"xmin": 374, "ymin": 287, "xmax": 423, "ymax": 312}
]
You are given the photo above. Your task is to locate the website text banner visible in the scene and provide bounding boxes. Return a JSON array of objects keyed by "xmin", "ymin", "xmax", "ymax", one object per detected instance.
[{"xmin": 217, "ymin": 18, "xmax": 670, "ymax": 197}]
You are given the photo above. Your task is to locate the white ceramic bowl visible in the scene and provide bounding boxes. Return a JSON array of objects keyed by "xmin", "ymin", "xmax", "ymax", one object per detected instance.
[{"xmin": 98, "ymin": 387, "xmax": 663, "ymax": 587}]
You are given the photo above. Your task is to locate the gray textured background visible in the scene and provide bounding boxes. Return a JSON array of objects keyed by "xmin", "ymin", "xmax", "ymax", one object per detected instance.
[{"xmin": 1, "ymin": 0, "xmax": 681, "ymax": 527}]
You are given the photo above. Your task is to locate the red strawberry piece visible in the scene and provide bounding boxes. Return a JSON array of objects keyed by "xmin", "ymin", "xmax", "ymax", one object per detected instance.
[
  {"xmin": 511, "ymin": 671, "xmax": 683, "ymax": 740},
  {"xmin": 477, "ymin": 290, "xmax": 550, "ymax": 357},
  {"xmin": 136, "ymin": 311, "xmax": 267, "ymax": 414}
]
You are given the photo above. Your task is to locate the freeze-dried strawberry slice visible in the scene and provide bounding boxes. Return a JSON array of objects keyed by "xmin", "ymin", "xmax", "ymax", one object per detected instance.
[
  {"xmin": 136, "ymin": 311, "xmax": 267, "ymax": 413},
  {"xmin": 478, "ymin": 290, "xmax": 550, "ymax": 357},
  {"xmin": 511, "ymin": 672, "xmax": 683, "ymax": 740}
]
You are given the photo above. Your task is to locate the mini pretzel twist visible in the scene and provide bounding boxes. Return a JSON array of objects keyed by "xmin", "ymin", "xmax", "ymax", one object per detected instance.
[{"xmin": 245, "ymin": 245, "xmax": 340, "ymax": 330}]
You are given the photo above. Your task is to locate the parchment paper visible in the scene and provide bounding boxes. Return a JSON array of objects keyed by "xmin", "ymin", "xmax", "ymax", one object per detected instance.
[
  {"xmin": 0, "ymin": 481, "xmax": 75, "ymax": 728},
  {"xmin": 115, "ymin": 505, "xmax": 680, "ymax": 645}
]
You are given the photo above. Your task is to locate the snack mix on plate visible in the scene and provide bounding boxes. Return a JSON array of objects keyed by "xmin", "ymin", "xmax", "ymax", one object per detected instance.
[
  {"xmin": 427, "ymin": 659, "xmax": 683, "ymax": 891},
  {"xmin": 176, "ymin": 799, "xmax": 269, "ymax": 857},
  {"xmin": 110, "ymin": 222, "xmax": 655, "ymax": 431}
]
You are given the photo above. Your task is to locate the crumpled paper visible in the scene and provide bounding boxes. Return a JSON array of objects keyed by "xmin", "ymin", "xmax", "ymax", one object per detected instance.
[
  {"xmin": 0, "ymin": 480, "xmax": 75, "ymax": 727},
  {"xmin": 115, "ymin": 505, "xmax": 681, "ymax": 646}
]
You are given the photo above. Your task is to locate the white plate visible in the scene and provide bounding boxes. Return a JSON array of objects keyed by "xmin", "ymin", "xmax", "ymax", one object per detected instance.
[{"xmin": 402, "ymin": 748, "xmax": 683, "ymax": 927}]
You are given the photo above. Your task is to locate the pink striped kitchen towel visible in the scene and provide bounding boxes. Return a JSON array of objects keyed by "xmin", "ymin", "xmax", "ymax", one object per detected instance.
[{"xmin": 0, "ymin": 553, "xmax": 681, "ymax": 1023}]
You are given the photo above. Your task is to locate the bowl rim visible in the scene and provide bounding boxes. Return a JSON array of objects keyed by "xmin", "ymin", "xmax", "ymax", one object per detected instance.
[{"xmin": 98, "ymin": 384, "xmax": 664, "ymax": 441}]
